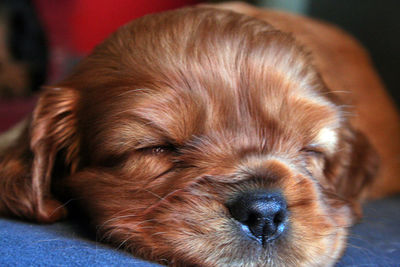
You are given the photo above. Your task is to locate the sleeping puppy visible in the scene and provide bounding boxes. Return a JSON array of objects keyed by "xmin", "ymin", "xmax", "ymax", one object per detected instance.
[{"xmin": 1, "ymin": 2, "xmax": 400, "ymax": 266}]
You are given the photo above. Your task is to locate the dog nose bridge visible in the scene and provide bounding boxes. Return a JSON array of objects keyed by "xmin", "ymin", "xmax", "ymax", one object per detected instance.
[{"xmin": 238, "ymin": 153, "xmax": 295, "ymax": 181}]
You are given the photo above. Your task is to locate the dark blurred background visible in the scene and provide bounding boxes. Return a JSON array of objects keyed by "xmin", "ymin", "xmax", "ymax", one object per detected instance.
[
  {"xmin": 309, "ymin": 0, "xmax": 400, "ymax": 108},
  {"xmin": 257, "ymin": 0, "xmax": 400, "ymax": 108},
  {"xmin": 0, "ymin": 0, "xmax": 399, "ymax": 132}
]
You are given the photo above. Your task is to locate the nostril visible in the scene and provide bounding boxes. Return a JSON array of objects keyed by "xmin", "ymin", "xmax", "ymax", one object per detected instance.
[
  {"xmin": 244, "ymin": 212, "xmax": 258, "ymax": 226},
  {"xmin": 273, "ymin": 210, "xmax": 285, "ymax": 225},
  {"xmin": 264, "ymin": 209, "xmax": 287, "ymax": 242},
  {"xmin": 226, "ymin": 190, "xmax": 287, "ymax": 244}
]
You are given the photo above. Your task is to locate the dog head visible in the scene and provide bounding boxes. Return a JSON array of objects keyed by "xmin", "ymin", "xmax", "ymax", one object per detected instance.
[{"xmin": 0, "ymin": 7, "xmax": 378, "ymax": 266}]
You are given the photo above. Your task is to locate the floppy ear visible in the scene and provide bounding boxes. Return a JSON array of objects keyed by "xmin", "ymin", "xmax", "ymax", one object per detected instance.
[
  {"xmin": 328, "ymin": 126, "xmax": 379, "ymax": 219},
  {"xmin": 0, "ymin": 86, "xmax": 79, "ymax": 223}
]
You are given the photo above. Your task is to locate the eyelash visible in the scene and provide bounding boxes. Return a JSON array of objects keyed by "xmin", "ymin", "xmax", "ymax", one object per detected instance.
[
  {"xmin": 139, "ymin": 144, "xmax": 177, "ymax": 155},
  {"xmin": 140, "ymin": 144, "xmax": 325, "ymax": 158},
  {"xmin": 300, "ymin": 146, "xmax": 325, "ymax": 157}
]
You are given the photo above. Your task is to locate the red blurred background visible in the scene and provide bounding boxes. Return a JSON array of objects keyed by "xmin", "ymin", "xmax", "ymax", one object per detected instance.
[
  {"xmin": 0, "ymin": 0, "xmax": 200, "ymax": 132},
  {"xmin": 34, "ymin": 0, "xmax": 200, "ymax": 82}
]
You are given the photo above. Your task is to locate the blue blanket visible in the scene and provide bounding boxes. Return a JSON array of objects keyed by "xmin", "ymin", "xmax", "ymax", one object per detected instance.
[{"xmin": 1, "ymin": 195, "xmax": 399, "ymax": 266}]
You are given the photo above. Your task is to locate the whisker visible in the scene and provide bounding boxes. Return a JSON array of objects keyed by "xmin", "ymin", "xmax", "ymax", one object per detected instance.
[{"xmin": 48, "ymin": 198, "xmax": 82, "ymax": 217}]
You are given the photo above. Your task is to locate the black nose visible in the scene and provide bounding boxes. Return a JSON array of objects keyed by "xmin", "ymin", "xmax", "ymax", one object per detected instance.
[{"xmin": 226, "ymin": 190, "xmax": 287, "ymax": 244}]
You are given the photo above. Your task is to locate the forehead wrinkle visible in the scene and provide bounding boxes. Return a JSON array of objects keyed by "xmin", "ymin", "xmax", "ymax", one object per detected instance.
[
  {"xmin": 263, "ymin": 68, "xmax": 329, "ymax": 106},
  {"xmin": 96, "ymin": 114, "xmax": 171, "ymax": 156},
  {"xmin": 130, "ymin": 87, "xmax": 207, "ymax": 144},
  {"xmin": 234, "ymin": 44, "xmax": 334, "ymax": 134},
  {"xmin": 205, "ymin": 90, "xmax": 244, "ymax": 131}
]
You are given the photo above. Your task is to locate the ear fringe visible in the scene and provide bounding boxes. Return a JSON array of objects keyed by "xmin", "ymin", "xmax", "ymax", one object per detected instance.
[
  {"xmin": 328, "ymin": 126, "xmax": 380, "ymax": 218},
  {"xmin": 31, "ymin": 86, "xmax": 80, "ymax": 221},
  {"xmin": 0, "ymin": 86, "xmax": 79, "ymax": 222},
  {"xmin": 31, "ymin": 86, "xmax": 80, "ymax": 172}
]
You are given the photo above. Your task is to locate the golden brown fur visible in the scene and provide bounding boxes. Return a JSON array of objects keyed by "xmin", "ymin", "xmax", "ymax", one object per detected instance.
[
  {"xmin": 1, "ymin": 3, "xmax": 399, "ymax": 266},
  {"xmin": 215, "ymin": 2, "xmax": 400, "ymax": 198}
]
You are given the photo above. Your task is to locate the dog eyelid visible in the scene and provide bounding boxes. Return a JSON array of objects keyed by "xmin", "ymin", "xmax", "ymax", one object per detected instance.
[
  {"xmin": 139, "ymin": 144, "xmax": 177, "ymax": 155},
  {"xmin": 300, "ymin": 145, "xmax": 325, "ymax": 157}
]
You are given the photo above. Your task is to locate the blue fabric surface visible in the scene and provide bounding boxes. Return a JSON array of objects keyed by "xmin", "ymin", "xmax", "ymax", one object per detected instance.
[
  {"xmin": 337, "ymin": 195, "xmax": 400, "ymax": 267},
  {"xmin": 1, "ymin": 195, "xmax": 399, "ymax": 267},
  {"xmin": 0, "ymin": 219, "xmax": 161, "ymax": 267}
]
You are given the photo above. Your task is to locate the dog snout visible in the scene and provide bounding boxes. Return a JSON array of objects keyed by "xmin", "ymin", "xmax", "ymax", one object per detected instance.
[{"xmin": 227, "ymin": 190, "xmax": 288, "ymax": 244}]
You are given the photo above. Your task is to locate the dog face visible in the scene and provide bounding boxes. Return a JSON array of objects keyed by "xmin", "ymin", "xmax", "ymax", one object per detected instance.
[{"xmin": 0, "ymin": 7, "xmax": 378, "ymax": 267}]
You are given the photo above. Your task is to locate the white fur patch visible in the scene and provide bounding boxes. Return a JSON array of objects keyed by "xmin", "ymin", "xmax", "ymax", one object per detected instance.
[{"xmin": 316, "ymin": 127, "xmax": 338, "ymax": 152}]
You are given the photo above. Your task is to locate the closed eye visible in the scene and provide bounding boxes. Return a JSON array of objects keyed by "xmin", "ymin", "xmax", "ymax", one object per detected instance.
[
  {"xmin": 138, "ymin": 144, "xmax": 177, "ymax": 156},
  {"xmin": 300, "ymin": 145, "xmax": 325, "ymax": 158}
]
